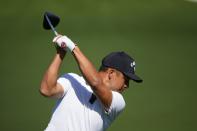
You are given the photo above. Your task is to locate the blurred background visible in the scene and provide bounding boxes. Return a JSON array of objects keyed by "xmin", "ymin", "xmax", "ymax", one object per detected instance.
[{"xmin": 0, "ymin": 0, "xmax": 197, "ymax": 130}]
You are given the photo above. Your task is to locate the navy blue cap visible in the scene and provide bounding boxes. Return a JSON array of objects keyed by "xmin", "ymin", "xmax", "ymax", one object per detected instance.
[{"xmin": 102, "ymin": 51, "xmax": 143, "ymax": 83}]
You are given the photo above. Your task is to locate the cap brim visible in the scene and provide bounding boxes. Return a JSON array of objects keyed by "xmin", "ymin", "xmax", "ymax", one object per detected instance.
[{"xmin": 126, "ymin": 73, "xmax": 143, "ymax": 83}]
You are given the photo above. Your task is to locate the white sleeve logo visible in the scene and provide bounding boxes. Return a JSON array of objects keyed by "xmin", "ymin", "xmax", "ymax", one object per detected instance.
[{"xmin": 130, "ymin": 61, "xmax": 136, "ymax": 71}]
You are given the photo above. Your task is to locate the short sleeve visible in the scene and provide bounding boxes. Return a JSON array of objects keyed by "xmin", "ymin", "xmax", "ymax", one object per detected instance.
[
  {"xmin": 106, "ymin": 91, "xmax": 125, "ymax": 118},
  {"xmin": 103, "ymin": 91, "xmax": 126, "ymax": 129},
  {"xmin": 57, "ymin": 74, "xmax": 72, "ymax": 96}
]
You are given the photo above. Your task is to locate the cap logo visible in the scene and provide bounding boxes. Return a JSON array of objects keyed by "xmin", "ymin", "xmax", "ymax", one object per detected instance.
[{"xmin": 130, "ymin": 61, "xmax": 136, "ymax": 71}]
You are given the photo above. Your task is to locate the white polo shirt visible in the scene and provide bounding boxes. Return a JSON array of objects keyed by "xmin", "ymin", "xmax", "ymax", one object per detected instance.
[{"xmin": 45, "ymin": 73, "xmax": 125, "ymax": 131}]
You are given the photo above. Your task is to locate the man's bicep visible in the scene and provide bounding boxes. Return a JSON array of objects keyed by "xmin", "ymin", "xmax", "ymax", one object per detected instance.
[
  {"xmin": 49, "ymin": 77, "xmax": 70, "ymax": 99},
  {"xmin": 94, "ymin": 86, "xmax": 113, "ymax": 109},
  {"xmin": 51, "ymin": 83, "xmax": 65, "ymax": 98}
]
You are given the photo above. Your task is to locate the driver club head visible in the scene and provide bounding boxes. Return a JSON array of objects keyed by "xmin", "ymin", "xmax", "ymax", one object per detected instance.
[{"xmin": 43, "ymin": 11, "xmax": 60, "ymax": 35}]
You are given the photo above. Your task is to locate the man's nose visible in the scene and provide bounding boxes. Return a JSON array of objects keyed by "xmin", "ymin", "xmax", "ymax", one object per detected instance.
[
  {"xmin": 120, "ymin": 85, "xmax": 127, "ymax": 93},
  {"xmin": 123, "ymin": 84, "xmax": 128, "ymax": 89}
]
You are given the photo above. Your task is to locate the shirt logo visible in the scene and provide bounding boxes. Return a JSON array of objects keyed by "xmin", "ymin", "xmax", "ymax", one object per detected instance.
[{"xmin": 130, "ymin": 61, "xmax": 136, "ymax": 71}]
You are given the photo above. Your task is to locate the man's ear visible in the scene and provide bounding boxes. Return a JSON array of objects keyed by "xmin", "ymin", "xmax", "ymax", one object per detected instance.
[{"xmin": 107, "ymin": 68, "xmax": 115, "ymax": 80}]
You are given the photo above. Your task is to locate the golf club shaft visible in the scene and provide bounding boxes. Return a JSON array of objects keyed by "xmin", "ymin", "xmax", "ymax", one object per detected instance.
[{"xmin": 45, "ymin": 15, "xmax": 58, "ymax": 36}]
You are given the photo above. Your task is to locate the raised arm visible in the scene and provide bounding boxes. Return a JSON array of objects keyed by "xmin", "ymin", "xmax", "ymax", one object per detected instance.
[
  {"xmin": 40, "ymin": 47, "xmax": 66, "ymax": 98},
  {"xmin": 72, "ymin": 47, "xmax": 112, "ymax": 108},
  {"xmin": 51, "ymin": 35, "xmax": 112, "ymax": 108}
]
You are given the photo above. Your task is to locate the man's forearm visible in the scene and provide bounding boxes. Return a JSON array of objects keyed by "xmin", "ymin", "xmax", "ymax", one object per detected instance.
[
  {"xmin": 40, "ymin": 51, "xmax": 66, "ymax": 96},
  {"xmin": 72, "ymin": 46, "xmax": 112, "ymax": 108},
  {"xmin": 52, "ymin": 35, "xmax": 112, "ymax": 108},
  {"xmin": 45, "ymin": 54, "xmax": 63, "ymax": 86},
  {"xmin": 72, "ymin": 46, "xmax": 101, "ymax": 89}
]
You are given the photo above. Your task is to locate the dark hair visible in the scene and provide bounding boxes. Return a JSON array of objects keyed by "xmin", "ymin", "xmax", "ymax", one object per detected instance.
[
  {"xmin": 99, "ymin": 65, "xmax": 123, "ymax": 74},
  {"xmin": 99, "ymin": 65, "xmax": 109, "ymax": 72},
  {"xmin": 99, "ymin": 65, "xmax": 130, "ymax": 87}
]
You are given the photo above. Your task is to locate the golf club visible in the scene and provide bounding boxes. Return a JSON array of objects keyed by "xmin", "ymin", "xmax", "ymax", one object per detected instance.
[{"xmin": 43, "ymin": 11, "xmax": 60, "ymax": 36}]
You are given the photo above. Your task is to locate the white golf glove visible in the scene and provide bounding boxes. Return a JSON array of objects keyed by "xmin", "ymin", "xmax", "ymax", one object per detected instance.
[{"xmin": 53, "ymin": 35, "xmax": 76, "ymax": 52}]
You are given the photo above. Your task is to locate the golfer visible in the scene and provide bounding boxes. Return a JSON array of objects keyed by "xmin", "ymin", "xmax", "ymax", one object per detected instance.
[{"xmin": 40, "ymin": 35, "xmax": 143, "ymax": 131}]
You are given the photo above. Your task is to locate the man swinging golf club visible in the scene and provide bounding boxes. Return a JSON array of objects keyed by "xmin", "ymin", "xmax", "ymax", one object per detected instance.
[{"xmin": 40, "ymin": 12, "xmax": 143, "ymax": 131}]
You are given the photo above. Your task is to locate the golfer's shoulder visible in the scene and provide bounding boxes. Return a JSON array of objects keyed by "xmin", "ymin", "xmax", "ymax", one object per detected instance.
[
  {"xmin": 61, "ymin": 73, "xmax": 83, "ymax": 81},
  {"xmin": 111, "ymin": 91, "xmax": 126, "ymax": 110}
]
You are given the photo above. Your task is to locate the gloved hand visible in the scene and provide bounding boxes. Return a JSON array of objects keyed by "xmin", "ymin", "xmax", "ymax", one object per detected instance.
[{"xmin": 53, "ymin": 35, "xmax": 76, "ymax": 51}]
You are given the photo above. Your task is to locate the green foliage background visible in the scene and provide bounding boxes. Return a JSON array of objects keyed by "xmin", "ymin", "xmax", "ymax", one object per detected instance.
[{"xmin": 0, "ymin": 0, "xmax": 197, "ymax": 130}]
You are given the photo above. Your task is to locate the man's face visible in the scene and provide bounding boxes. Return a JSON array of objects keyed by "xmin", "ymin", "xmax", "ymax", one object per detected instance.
[{"xmin": 108, "ymin": 69, "xmax": 129, "ymax": 93}]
